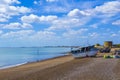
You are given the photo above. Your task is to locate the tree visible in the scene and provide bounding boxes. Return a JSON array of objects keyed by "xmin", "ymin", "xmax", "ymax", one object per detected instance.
[
  {"xmin": 95, "ymin": 43, "xmax": 100, "ymax": 46},
  {"xmin": 116, "ymin": 44, "xmax": 120, "ymax": 47}
]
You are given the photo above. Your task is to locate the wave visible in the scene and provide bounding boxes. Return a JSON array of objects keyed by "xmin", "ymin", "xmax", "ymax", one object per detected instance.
[{"xmin": 0, "ymin": 62, "xmax": 27, "ymax": 70}]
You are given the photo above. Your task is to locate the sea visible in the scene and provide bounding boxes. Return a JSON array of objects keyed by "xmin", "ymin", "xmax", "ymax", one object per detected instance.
[{"xmin": 0, "ymin": 47, "xmax": 71, "ymax": 69}]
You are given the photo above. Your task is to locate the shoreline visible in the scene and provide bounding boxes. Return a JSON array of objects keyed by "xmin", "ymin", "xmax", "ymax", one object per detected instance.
[
  {"xmin": 0, "ymin": 54, "xmax": 73, "ymax": 80},
  {"xmin": 0, "ymin": 62, "xmax": 27, "ymax": 70},
  {"xmin": 0, "ymin": 53, "xmax": 120, "ymax": 80},
  {"xmin": 0, "ymin": 54, "xmax": 70, "ymax": 70},
  {"xmin": 0, "ymin": 47, "xmax": 71, "ymax": 70}
]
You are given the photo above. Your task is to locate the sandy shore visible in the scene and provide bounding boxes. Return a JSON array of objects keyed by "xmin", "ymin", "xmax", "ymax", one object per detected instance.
[{"xmin": 0, "ymin": 55, "xmax": 120, "ymax": 80}]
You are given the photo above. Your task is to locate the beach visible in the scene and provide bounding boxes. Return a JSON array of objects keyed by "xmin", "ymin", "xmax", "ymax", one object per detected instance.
[{"xmin": 0, "ymin": 54, "xmax": 120, "ymax": 80}]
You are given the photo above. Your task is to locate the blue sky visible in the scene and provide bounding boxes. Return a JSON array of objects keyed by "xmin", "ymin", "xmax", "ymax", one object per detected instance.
[{"xmin": 0, "ymin": 0, "xmax": 120, "ymax": 47}]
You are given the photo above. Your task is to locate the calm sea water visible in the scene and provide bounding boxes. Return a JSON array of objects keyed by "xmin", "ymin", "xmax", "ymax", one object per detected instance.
[{"xmin": 0, "ymin": 47, "xmax": 70, "ymax": 69}]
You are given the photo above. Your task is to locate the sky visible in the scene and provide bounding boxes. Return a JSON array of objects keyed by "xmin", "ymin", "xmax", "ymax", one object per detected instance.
[{"xmin": 0, "ymin": 0, "xmax": 120, "ymax": 47}]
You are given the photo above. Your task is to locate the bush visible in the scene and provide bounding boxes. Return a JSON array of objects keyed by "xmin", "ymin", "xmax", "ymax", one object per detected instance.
[
  {"xmin": 95, "ymin": 43, "xmax": 100, "ymax": 47},
  {"xmin": 116, "ymin": 44, "xmax": 120, "ymax": 48}
]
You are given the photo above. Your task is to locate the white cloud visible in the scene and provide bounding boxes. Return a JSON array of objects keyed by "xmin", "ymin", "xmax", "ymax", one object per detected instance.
[
  {"xmin": 43, "ymin": 0, "xmax": 94, "ymax": 13},
  {"xmin": 67, "ymin": 9, "xmax": 91, "ymax": 17},
  {"xmin": 22, "ymin": 23, "xmax": 33, "ymax": 29},
  {"xmin": 64, "ymin": 0, "xmax": 120, "ymax": 33},
  {"xmin": 112, "ymin": 20, "xmax": 120, "ymax": 26},
  {"xmin": 0, "ymin": 0, "xmax": 120, "ymax": 46},
  {"xmin": 91, "ymin": 1, "xmax": 120, "ymax": 18},
  {"xmin": 21, "ymin": 14, "xmax": 39, "ymax": 23},
  {"xmin": 40, "ymin": 15, "xmax": 58, "ymax": 22},
  {"xmin": 2, "ymin": 5, "xmax": 31, "ymax": 15},
  {"xmin": 46, "ymin": 0, "xmax": 58, "ymax": 2},
  {"xmin": 1, "ymin": 22, "xmax": 33, "ymax": 29},
  {"xmin": 94, "ymin": 1, "xmax": 120, "ymax": 15},
  {"xmin": 0, "ymin": 0, "xmax": 31, "ymax": 22},
  {"xmin": 0, "ymin": 30, "xmax": 58, "ymax": 46},
  {"xmin": 0, "ymin": 0, "xmax": 20, "ymax": 4},
  {"xmin": 46, "ymin": 17, "xmax": 89, "ymax": 31},
  {"xmin": 63, "ymin": 29, "xmax": 88, "ymax": 38},
  {"xmin": 45, "ymin": 5, "xmax": 68, "ymax": 13},
  {"xmin": 111, "ymin": 33, "xmax": 117, "ymax": 37},
  {"xmin": 90, "ymin": 24, "xmax": 98, "ymax": 28},
  {"xmin": 34, "ymin": 1, "xmax": 38, "ymax": 4},
  {"xmin": 3, "ymin": 22, "xmax": 21, "ymax": 29},
  {"xmin": 0, "ymin": 30, "xmax": 64, "ymax": 46},
  {"xmin": 61, "ymin": 29, "xmax": 88, "ymax": 45},
  {"xmin": 0, "ymin": 14, "xmax": 10, "ymax": 22},
  {"xmin": 33, "ymin": 0, "xmax": 43, "ymax": 5},
  {"xmin": 0, "ymin": 30, "xmax": 3, "ymax": 35},
  {"xmin": 0, "ymin": 4, "xmax": 30, "ymax": 15},
  {"xmin": 1, "ymin": 30, "xmax": 35, "ymax": 39},
  {"xmin": 32, "ymin": 31, "xmax": 57, "ymax": 41},
  {"xmin": 21, "ymin": 14, "xmax": 58, "ymax": 23},
  {"xmin": 68, "ymin": 1, "xmax": 120, "ymax": 18},
  {"xmin": 89, "ymin": 32, "xmax": 99, "ymax": 38}
]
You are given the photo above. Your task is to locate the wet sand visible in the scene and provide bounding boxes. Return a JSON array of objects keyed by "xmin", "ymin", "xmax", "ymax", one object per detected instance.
[{"xmin": 0, "ymin": 55, "xmax": 120, "ymax": 80}]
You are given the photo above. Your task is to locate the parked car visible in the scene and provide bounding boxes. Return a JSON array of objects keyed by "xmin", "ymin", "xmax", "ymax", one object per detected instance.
[{"xmin": 115, "ymin": 50, "xmax": 120, "ymax": 55}]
